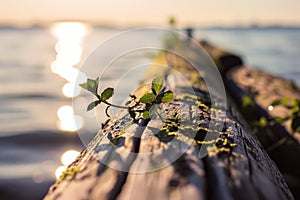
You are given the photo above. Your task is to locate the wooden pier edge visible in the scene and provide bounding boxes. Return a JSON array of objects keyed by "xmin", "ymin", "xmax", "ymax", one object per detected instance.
[{"xmin": 44, "ymin": 44, "xmax": 295, "ymax": 200}]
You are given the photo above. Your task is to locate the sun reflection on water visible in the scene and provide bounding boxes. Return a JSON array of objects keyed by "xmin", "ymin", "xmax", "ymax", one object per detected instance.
[
  {"xmin": 55, "ymin": 149, "xmax": 80, "ymax": 179},
  {"xmin": 51, "ymin": 22, "xmax": 90, "ymax": 132},
  {"xmin": 61, "ymin": 150, "xmax": 80, "ymax": 166},
  {"xmin": 55, "ymin": 166, "xmax": 67, "ymax": 179},
  {"xmin": 56, "ymin": 105, "xmax": 84, "ymax": 132},
  {"xmin": 51, "ymin": 22, "xmax": 88, "ymax": 95}
]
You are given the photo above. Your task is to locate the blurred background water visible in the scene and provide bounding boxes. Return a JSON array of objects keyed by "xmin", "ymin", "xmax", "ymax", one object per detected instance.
[{"xmin": 0, "ymin": 24, "xmax": 299, "ymax": 199}]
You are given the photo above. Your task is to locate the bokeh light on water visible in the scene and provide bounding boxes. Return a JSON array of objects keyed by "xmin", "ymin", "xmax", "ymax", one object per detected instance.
[
  {"xmin": 51, "ymin": 22, "xmax": 88, "ymax": 98},
  {"xmin": 55, "ymin": 149, "xmax": 80, "ymax": 179},
  {"xmin": 50, "ymin": 22, "xmax": 90, "ymax": 132},
  {"xmin": 50, "ymin": 22, "xmax": 89, "ymax": 179},
  {"xmin": 56, "ymin": 105, "xmax": 83, "ymax": 132}
]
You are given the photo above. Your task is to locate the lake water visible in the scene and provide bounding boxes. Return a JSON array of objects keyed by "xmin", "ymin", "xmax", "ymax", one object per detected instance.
[{"xmin": 0, "ymin": 25, "xmax": 299, "ymax": 199}]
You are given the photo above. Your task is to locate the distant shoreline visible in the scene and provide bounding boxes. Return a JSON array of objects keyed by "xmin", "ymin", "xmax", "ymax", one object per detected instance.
[{"xmin": 1, "ymin": 24, "xmax": 300, "ymax": 31}]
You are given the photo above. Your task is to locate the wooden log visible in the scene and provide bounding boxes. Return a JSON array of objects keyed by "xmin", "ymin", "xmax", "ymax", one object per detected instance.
[
  {"xmin": 200, "ymin": 40, "xmax": 300, "ymax": 199},
  {"xmin": 226, "ymin": 66, "xmax": 300, "ymax": 141},
  {"xmin": 44, "ymin": 50, "xmax": 293, "ymax": 200},
  {"xmin": 225, "ymin": 67, "xmax": 300, "ymax": 199},
  {"xmin": 199, "ymin": 40, "xmax": 243, "ymax": 75}
]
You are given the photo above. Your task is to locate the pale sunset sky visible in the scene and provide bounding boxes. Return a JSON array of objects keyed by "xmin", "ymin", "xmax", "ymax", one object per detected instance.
[{"xmin": 1, "ymin": 0, "xmax": 300, "ymax": 26}]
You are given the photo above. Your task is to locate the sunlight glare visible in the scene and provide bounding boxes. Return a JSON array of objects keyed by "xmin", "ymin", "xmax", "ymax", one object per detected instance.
[
  {"xmin": 61, "ymin": 150, "xmax": 80, "ymax": 166},
  {"xmin": 268, "ymin": 105, "xmax": 274, "ymax": 111},
  {"xmin": 62, "ymin": 82, "xmax": 81, "ymax": 97},
  {"xmin": 51, "ymin": 22, "xmax": 89, "ymax": 97},
  {"xmin": 56, "ymin": 105, "xmax": 84, "ymax": 131},
  {"xmin": 57, "ymin": 105, "xmax": 74, "ymax": 120},
  {"xmin": 57, "ymin": 115, "xmax": 84, "ymax": 132},
  {"xmin": 55, "ymin": 166, "xmax": 67, "ymax": 179},
  {"xmin": 52, "ymin": 22, "xmax": 88, "ymax": 39}
]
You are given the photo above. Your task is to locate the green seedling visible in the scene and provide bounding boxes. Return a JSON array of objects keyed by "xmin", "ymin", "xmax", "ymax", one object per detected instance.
[
  {"xmin": 241, "ymin": 95, "xmax": 255, "ymax": 108},
  {"xmin": 254, "ymin": 117, "xmax": 268, "ymax": 128},
  {"xmin": 80, "ymin": 77, "xmax": 174, "ymax": 121}
]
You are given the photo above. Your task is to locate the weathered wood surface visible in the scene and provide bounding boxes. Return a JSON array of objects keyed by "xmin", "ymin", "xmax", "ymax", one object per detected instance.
[
  {"xmin": 225, "ymin": 67, "xmax": 300, "ymax": 199},
  {"xmin": 226, "ymin": 66, "xmax": 300, "ymax": 141},
  {"xmin": 200, "ymin": 40, "xmax": 300, "ymax": 199},
  {"xmin": 44, "ymin": 48, "xmax": 293, "ymax": 200}
]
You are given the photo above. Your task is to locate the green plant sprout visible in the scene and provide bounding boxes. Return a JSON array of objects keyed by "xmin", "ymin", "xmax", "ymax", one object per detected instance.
[
  {"xmin": 80, "ymin": 77, "xmax": 174, "ymax": 121},
  {"xmin": 271, "ymin": 97, "xmax": 300, "ymax": 133},
  {"xmin": 241, "ymin": 95, "xmax": 255, "ymax": 108},
  {"xmin": 254, "ymin": 117, "xmax": 268, "ymax": 128}
]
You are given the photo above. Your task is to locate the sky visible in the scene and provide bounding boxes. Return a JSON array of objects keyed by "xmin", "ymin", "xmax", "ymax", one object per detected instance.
[{"xmin": 1, "ymin": 0, "xmax": 300, "ymax": 27}]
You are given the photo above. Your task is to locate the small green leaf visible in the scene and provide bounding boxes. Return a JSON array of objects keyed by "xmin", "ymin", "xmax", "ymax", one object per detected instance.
[
  {"xmin": 291, "ymin": 98, "xmax": 300, "ymax": 116},
  {"xmin": 273, "ymin": 116, "xmax": 290, "ymax": 123},
  {"xmin": 271, "ymin": 99, "xmax": 281, "ymax": 106},
  {"xmin": 140, "ymin": 93, "xmax": 156, "ymax": 103},
  {"xmin": 80, "ymin": 78, "xmax": 99, "ymax": 95},
  {"xmin": 291, "ymin": 117, "xmax": 300, "ymax": 133},
  {"xmin": 143, "ymin": 111, "xmax": 150, "ymax": 119},
  {"xmin": 87, "ymin": 100, "xmax": 101, "ymax": 111},
  {"xmin": 242, "ymin": 95, "xmax": 254, "ymax": 107},
  {"xmin": 161, "ymin": 91, "xmax": 174, "ymax": 103},
  {"xmin": 258, "ymin": 117, "xmax": 268, "ymax": 128},
  {"xmin": 79, "ymin": 83, "xmax": 88, "ymax": 90},
  {"xmin": 291, "ymin": 98, "xmax": 299, "ymax": 107},
  {"xmin": 101, "ymin": 87, "xmax": 114, "ymax": 101},
  {"xmin": 88, "ymin": 78, "xmax": 99, "ymax": 94},
  {"xmin": 291, "ymin": 106, "xmax": 299, "ymax": 116},
  {"xmin": 281, "ymin": 96, "xmax": 290, "ymax": 106},
  {"xmin": 151, "ymin": 77, "xmax": 163, "ymax": 95}
]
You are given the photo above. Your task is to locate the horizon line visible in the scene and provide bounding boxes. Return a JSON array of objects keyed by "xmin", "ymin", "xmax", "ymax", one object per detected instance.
[
  {"xmin": 1, "ymin": 22, "xmax": 300, "ymax": 30},
  {"xmin": 1, "ymin": 19, "xmax": 300, "ymax": 28}
]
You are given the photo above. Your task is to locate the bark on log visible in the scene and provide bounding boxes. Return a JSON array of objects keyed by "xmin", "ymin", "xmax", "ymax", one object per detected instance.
[{"xmin": 44, "ymin": 48, "xmax": 293, "ymax": 200}]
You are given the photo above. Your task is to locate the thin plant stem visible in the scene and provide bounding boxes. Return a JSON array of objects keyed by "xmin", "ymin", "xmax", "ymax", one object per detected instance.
[{"xmin": 103, "ymin": 100, "xmax": 129, "ymax": 109}]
